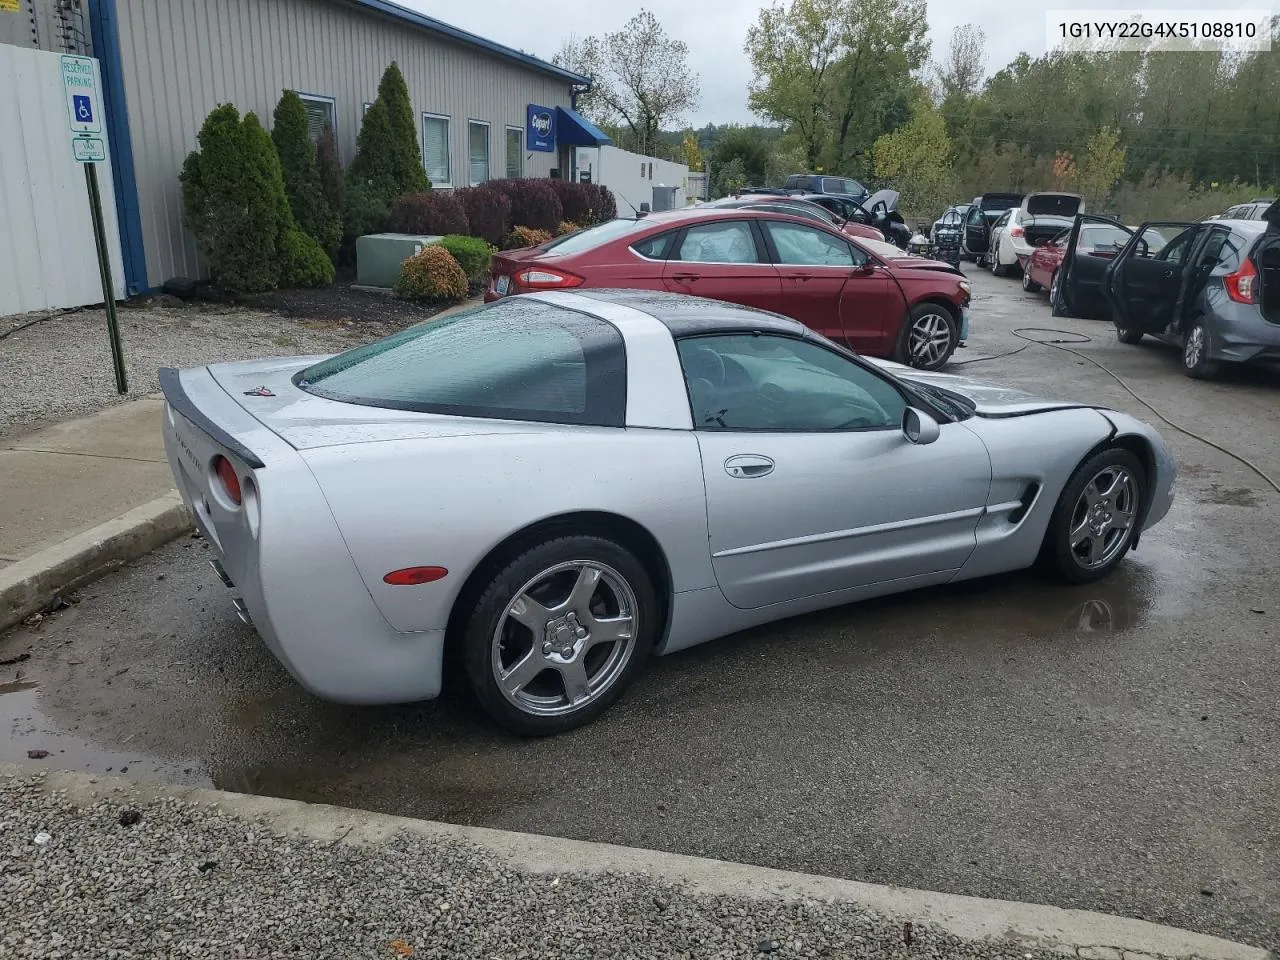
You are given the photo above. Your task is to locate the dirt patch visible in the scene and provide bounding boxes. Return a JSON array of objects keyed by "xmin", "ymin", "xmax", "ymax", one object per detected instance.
[{"xmin": 1197, "ymin": 483, "xmax": 1261, "ymax": 507}]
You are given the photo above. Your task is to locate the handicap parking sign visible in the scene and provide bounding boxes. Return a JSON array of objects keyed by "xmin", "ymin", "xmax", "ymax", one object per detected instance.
[
  {"xmin": 73, "ymin": 95, "xmax": 93, "ymax": 124},
  {"xmin": 61, "ymin": 55, "xmax": 102, "ymax": 134}
]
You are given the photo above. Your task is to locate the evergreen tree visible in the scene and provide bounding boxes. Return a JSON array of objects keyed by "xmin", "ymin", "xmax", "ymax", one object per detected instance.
[{"xmin": 272, "ymin": 90, "xmax": 341, "ymax": 261}]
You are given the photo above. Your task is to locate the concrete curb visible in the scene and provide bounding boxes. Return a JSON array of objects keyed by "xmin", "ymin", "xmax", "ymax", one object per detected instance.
[
  {"xmin": 0, "ymin": 491, "xmax": 191, "ymax": 631},
  {"xmin": 4, "ymin": 764, "xmax": 1269, "ymax": 960}
]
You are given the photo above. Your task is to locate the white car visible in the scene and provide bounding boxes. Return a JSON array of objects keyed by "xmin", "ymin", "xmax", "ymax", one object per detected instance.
[{"xmin": 987, "ymin": 193, "xmax": 1084, "ymax": 277}]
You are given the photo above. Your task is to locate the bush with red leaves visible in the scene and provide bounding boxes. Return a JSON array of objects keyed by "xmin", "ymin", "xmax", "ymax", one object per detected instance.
[
  {"xmin": 455, "ymin": 184, "xmax": 512, "ymax": 246},
  {"xmin": 490, "ymin": 179, "xmax": 563, "ymax": 233},
  {"xmin": 387, "ymin": 191, "xmax": 470, "ymax": 236}
]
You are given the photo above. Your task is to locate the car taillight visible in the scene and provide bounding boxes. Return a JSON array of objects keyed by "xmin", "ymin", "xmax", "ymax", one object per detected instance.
[
  {"xmin": 1009, "ymin": 225, "xmax": 1024, "ymax": 237},
  {"xmin": 213, "ymin": 455, "xmax": 242, "ymax": 506},
  {"xmin": 516, "ymin": 267, "xmax": 584, "ymax": 289},
  {"xmin": 1224, "ymin": 257, "xmax": 1258, "ymax": 304}
]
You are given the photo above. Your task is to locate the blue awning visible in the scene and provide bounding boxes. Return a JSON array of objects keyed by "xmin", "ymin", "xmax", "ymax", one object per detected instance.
[{"xmin": 555, "ymin": 107, "xmax": 611, "ymax": 146}]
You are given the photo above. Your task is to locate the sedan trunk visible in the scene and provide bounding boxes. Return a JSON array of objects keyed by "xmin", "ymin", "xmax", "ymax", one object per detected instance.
[{"xmin": 1023, "ymin": 217, "xmax": 1073, "ymax": 247}]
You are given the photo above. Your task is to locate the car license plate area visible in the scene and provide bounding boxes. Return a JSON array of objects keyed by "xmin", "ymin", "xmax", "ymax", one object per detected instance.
[{"xmin": 494, "ymin": 274, "xmax": 510, "ymax": 296}]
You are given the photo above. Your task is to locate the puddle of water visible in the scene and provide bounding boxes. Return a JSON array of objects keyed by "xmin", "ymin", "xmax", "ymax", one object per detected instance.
[{"xmin": 1, "ymin": 683, "xmax": 210, "ymax": 786}]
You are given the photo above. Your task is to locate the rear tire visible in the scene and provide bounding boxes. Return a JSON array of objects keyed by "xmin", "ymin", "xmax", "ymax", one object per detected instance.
[
  {"xmin": 1116, "ymin": 324, "xmax": 1144, "ymax": 345},
  {"xmin": 462, "ymin": 535, "xmax": 657, "ymax": 736},
  {"xmin": 1040, "ymin": 448, "xmax": 1146, "ymax": 584},
  {"xmin": 992, "ymin": 245, "xmax": 1010, "ymax": 277},
  {"xmin": 1022, "ymin": 269, "xmax": 1041, "ymax": 293},
  {"xmin": 1181, "ymin": 321, "xmax": 1220, "ymax": 379}
]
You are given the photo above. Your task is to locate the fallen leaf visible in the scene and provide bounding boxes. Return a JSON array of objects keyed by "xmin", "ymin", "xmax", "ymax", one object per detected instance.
[
  {"xmin": 27, "ymin": 750, "xmax": 50, "ymax": 760},
  {"xmin": 388, "ymin": 940, "xmax": 414, "ymax": 957}
]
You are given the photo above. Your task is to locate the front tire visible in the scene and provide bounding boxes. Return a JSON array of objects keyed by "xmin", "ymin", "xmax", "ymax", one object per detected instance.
[
  {"xmin": 1181, "ymin": 321, "xmax": 1220, "ymax": 379},
  {"xmin": 462, "ymin": 535, "xmax": 657, "ymax": 736},
  {"xmin": 1041, "ymin": 448, "xmax": 1146, "ymax": 584},
  {"xmin": 897, "ymin": 302, "xmax": 959, "ymax": 370}
]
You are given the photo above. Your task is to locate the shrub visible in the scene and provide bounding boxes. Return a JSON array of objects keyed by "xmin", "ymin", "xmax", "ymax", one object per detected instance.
[
  {"xmin": 272, "ymin": 90, "xmax": 341, "ymax": 261},
  {"xmin": 316, "ymin": 123, "xmax": 344, "ymax": 217},
  {"xmin": 455, "ymin": 184, "xmax": 512, "ymax": 246},
  {"xmin": 395, "ymin": 245, "xmax": 468, "ymax": 301},
  {"xmin": 548, "ymin": 180, "xmax": 597, "ymax": 226},
  {"xmin": 347, "ymin": 61, "xmax": 427, "ymax": 207},
  {"xmin": 556, "ymin": 221, "xmax": 582, "ymax": 236},
  {"xmin": 503, "ymin": 226, "xmax": 554, "ymax": 250},
  {"xmin": 180, "ymin": 104, "xmax": 293, "ymax": 293},
  {"xmin": 388, "ymin": 191, "xmax": 470, "ymax": 236},
  {"xmin": 340, "ymin": 180, "xmax": 390, "ymax": 264},
  {"xmin": 595, "ymin": 185, "xmax": 618, "ymax": 223},
  {"xmin": 437, "ymin": 234, "xmax": 493, "ymax": 285},
  {"xmin": 279, "ymin": 228, "xmax": 335, "ymax": 287},
  {"xmin": 492, "ymin": 179, "xmax": 563, "ymax": 233}
]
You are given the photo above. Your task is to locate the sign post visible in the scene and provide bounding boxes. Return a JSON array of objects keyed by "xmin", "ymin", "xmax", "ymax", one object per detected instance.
[{"xmin": 61, "ymin": 54, "xmax": 126, "ymax": 394}]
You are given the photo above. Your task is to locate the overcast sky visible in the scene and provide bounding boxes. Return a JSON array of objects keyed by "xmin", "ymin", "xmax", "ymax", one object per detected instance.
[{"xmin": 407, "ymin": 0, "xmax": 1234, "ymax": 125}]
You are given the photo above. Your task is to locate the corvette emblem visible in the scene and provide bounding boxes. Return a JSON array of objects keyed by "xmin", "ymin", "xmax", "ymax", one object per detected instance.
[{"xmin": 243, "ymin": 386, "xmax": 274, "ymax": 397}]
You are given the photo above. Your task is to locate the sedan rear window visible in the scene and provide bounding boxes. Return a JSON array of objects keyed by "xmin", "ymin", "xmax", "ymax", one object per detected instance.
[
  {"xmin": 539, "ymin": 218, "xmax": 651, "ymax": 255},
  {"xmin": 296, "ymin": 298, "xmax": 626, "ymax": 426}
]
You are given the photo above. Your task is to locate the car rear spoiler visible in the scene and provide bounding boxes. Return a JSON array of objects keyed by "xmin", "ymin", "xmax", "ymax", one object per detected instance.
[{"xmin": 158, "ymin": 367, "xmax": 265, "ymax": 469}]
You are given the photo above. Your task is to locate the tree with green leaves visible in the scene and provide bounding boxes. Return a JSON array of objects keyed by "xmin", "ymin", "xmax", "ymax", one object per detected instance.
[
  {"xmin": 315, "ymin": 124, "xmax": 345, "ymax": 221},
  {"xmin": 348, "ymin": 61, "xmax": 427, "ymax": 204},
  {"xmin": 713, "ymin": 157, "xmax": 748, "ymax": 197},
  {"xmin": 680, "ymin": 131, "xmax": 704, "ymax": 171},
  {"xmin": 1075, "ymin": 126, "xmax": 1126, "ymax": 209},
  {"xmin": 872, "ymin": 100, "xmax": 956, "ymax": 216},
  {"xmin": 272, "ymin": 90, "xmax": 341, "ymax": 262}
]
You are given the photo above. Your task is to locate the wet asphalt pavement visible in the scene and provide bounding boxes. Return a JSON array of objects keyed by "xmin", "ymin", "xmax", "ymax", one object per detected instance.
[{"xmin": 3, "ymin": 269, "xmax": 1279, "ymax": 950}]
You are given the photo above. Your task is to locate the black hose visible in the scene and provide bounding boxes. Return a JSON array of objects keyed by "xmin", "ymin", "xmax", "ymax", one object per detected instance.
[{"xmin": 953, "ymin": 324, "xmax": 1280, "ymax": 494}]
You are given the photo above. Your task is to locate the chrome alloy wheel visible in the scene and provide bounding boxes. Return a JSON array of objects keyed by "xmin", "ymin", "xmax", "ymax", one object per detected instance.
[
  {"xmin": 908, "ymin": 311, "xmax": 954, "ymax": 367},
  {"xmin": 1049, "ymin": 269, "xmax": 1061, "ymax": 303},
  {"xmin": 1184, "ymin": 325, "xmax": 1207, "ymax": 369},
  {"xmin": 1068, "ymin": 466, "xmax": 1139, "ymax": 569},
  {"xmin": 491, "ymin": 561, "xmax": 638, "ymax": 717}
]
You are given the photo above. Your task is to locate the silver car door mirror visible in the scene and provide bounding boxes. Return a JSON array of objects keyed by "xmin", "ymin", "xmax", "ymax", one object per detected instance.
[{"xmin": 902, "ymin": 407, "xmax": 941, "ymax": 445}]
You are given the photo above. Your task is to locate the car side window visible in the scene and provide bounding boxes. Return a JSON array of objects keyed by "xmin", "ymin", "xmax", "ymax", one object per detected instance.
[
  {"xmin": 822, "ymin": 177, "xmax": 848, "ymax": 194},
  {"xmin": 673, "ymin": 221, "xmax": 761, "ymax": 264},
  {"xmin": 631, "ymin": 232, "xmax": 673, "ymax": 259},
  {"xmin": 764, "ymin": 221, "xmax": 864, "ymax": 266},
  {"xmin": 677, "ymin": 334, "xmax": 907, "ymax": 432},
  {"xmin": 966, "ymin": 206, "xmax": 985, "ymax": 227},
  {"xmin": 1159, "ymin": 230, "xmax": 1193, "ymax": 264}
]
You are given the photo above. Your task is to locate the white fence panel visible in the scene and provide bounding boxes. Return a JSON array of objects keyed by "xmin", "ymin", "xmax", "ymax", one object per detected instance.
[{"xmin": 0, "ymin": 45, "xmax": 125, "ymax": 317}]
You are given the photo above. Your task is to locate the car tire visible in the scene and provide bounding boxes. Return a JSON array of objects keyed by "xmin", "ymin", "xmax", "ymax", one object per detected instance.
[
  {"xmin": 1115, "ymin": 324, "xmax": 1144, "ymax": 344},
  {"xmin": 1022, "ymin": 268, "xmax": 1041, "ymax": 293},
  {"xmin": 896, "ymin": 302, "xmax": 959, "ymax": 370},
  {"xmin": 1040, "ymin": 447, "xmax": 1146, "ymax": 584},
  {"xmin": 1181, "ymin": 321, "xmax": 1220, "ymax": 379},
  {"xmin": 462, "ymin": 535, "xmax": 658, "ymax": 736},
  {"xmin": 991, "ymin": 245, "xmax": 1010, "ymax": 277}
]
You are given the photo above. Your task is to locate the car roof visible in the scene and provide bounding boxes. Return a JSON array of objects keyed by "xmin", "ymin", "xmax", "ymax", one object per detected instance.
[{"xmin": 568, "ymin": 288, "xmax": 809, "ymax": 339}]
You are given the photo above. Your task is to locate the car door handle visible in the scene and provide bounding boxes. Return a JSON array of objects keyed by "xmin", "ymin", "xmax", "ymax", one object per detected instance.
[
  {"xmin": 724, "ymin": 454, "xmax": 774, "ymax": 479},
  {"xmin": 670, "ymin": 272, "xmax": 700, "ymax": 282},
  {"xmin": 783, "ymin": 274, "xmax": 812, "ymax": 282}
]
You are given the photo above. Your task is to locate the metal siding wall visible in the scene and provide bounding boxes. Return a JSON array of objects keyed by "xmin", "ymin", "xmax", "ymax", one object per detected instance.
[
  {"xmin": 113, "ymin": 0, "xmax": 574, "ymax": 286},
  {"xmin": 0, "ymin": 45, "xmax": 125, "ymax": 314}
]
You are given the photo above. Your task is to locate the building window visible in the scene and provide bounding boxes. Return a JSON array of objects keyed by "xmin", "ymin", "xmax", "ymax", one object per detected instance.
[
  {"xmin": 422, "ymin": 113, "xmax": 451, "ymax": 187},
  {"xmin": 505, "ymin": 126, "xmax": 523, "ymax": 178},
  {"xmin": 468, "ymin": 120, "xmax": 490, "ymax": 186},
  {"xmin": 298, "ymin": 93, "xmax": 336, "ymax": 143},
  {"xmin": 362, "ymin": 101, "xmax": 373, "ymax": 117}
]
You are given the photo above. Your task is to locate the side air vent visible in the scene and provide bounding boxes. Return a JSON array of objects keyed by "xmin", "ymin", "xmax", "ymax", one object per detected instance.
[{"xmin": 1008, "ymin": 483, "xmax": 1040, "ymax": 524}]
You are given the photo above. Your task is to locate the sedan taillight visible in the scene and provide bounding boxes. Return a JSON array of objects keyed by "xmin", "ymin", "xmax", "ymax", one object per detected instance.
[
  {"xmin": 1224, "ymin": 257, "xmax": 1258, "ymax": 304},
  {"xmin": 1009, "ymin": 225, "xmax": 1025, "ymax": 238},
  {"xmin": 516, "ymin": 267, "xmax": 585, "ymax": 289}
]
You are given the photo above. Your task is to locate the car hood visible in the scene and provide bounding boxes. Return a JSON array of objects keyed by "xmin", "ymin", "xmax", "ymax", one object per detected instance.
[
  {"xmin": 861, "ymin": 189, "xmax": 900, "ymax": 213},
  {"xmin": 203, "ymin": 356, "xmax": 546, "ymax": 449},
  {"xmin": 865, "ymin": 358, "xmax": 1095, "ymax": 416}
]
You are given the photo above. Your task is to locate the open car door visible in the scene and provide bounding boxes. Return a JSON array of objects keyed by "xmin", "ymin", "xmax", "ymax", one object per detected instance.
[
  {"xmin": 1052, "ymin": 215, "xmax": 1132, "ymax": 318},
  {"xmin": 963, "ymin": 205, "xmax": 989, "ymax": 256},
  {"xmin": 1099, "ymin": 221, "xmax": 1198, "ymax": 334}
]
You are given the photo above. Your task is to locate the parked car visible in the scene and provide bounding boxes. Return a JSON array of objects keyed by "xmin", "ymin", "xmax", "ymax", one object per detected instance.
[
  {"xmin": 783, "ymin": 173, "xmax": 869, "ymax": 201},
  {"xmin": 961, "ymin": 192, "xmax": 1025, "ymax": 261},
  {"xmin": 861, "ymin": 189, "xmax": 913, "ymax": 249},
  {"xmin": 705, "ymin": 194, "xmax": 886, "ymax": 242},
  {"xmin": 986, "ymin": 193, "xmax": 1084, "ymax": 276},
  {"xmin": 1055, "ymin": 202, "xmax": 1280, "ymax": 378},
  {"xmin": 1022, "ymin": 221, "xmax": 1136, "ymax": 316},
  {"xmin": 159, "ymin": 290, "xmax": 1176, "ymax": 734},
  {"xmin": 486, "ymin": 208, "xmax": 972, "ymax": 369},
  {"xmin": 795, "ymin": 193, "xmax": 897, "ymax": 244},
  {"xmin": 931, "ymin": 204, "xmax": 972, "ymax": 240},
  {"xmin": 1216, "ymin": 198, "xmax": 1276, "ymax": 221}
]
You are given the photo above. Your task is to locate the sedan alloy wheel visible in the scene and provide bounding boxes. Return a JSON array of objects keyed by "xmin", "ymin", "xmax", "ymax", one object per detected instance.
[{"xmin": 905, "ymin": 308, "xmax": 957, "ymax": 370}]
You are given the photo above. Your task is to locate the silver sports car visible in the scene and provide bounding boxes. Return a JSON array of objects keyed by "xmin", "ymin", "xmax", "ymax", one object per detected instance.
[{"xmin": 159, "ymin": 289, "xmax": 1176, "ymax": 735}]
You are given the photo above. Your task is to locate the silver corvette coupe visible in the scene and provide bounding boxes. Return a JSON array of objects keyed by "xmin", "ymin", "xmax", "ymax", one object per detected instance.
[{"xmin": 159, "ymin": 289, "xmax": 1176, "ymax": 735}]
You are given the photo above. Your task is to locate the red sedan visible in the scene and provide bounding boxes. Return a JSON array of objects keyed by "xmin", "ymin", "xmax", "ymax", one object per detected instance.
[
  {"xmin": 486, "ymin": 208, "xmax": 972, "ymax": 369},
  {"xmin": 1023, "ymin": 221, "xmax": 1133, "ymax": 318}
]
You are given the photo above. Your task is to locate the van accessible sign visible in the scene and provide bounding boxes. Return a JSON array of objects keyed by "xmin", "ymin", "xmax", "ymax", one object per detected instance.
[{"xmin": 527, "ymin": 104, "xmax": 555, "ymax": 153}]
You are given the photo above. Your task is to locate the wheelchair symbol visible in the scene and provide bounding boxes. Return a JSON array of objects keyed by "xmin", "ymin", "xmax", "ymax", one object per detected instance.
[{"xmin": 73, "ymin": 95, "xmax": 93, "ymax": 124}]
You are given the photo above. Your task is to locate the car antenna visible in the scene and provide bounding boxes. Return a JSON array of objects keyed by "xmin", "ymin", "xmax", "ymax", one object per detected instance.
[{"xmin": 616, "ymin": 191, "xmax": 645, "ymax": 219}]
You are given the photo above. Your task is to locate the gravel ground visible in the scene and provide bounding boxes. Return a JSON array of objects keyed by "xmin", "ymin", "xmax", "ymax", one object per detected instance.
[
  {"xmin": 0, "ymin": 771, "xmax": 1071, "ymax": 960},
  {"xmin": 0, "ymin": 299, "xmax": 430, "ymax": 440}
]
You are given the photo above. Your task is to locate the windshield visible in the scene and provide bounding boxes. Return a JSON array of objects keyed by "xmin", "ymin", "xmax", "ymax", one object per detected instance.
[
  {"xmin": 296, "ymin": 298, "xmax": 627, "ymax": 426},
  {"xmin": 539, "ymin": 218, "xmax": 651, "ymax": 255},
  {"xmin": 1078, "ymin": 225, "xmax": 1131, "ymax": 251}
]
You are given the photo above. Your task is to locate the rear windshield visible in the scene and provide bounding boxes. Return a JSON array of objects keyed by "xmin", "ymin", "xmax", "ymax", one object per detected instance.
[
  {"xmin": 539, "ymin": 218, "xmax": 650, "ymax": 255},
  {"xmin": 295, "ymin": 298, "xmax": 626, "ymax": 426}
]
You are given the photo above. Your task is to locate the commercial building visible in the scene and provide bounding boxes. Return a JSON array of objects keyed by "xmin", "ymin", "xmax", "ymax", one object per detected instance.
[{"xmin": 1, "ymin": 0, "xmax": 611, "ymax": 297}]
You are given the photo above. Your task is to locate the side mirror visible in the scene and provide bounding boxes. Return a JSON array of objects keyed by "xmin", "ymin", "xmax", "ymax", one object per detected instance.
[{"xmin": 902, "ymin": 407, "xmax": 941, "ymax": 445}]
